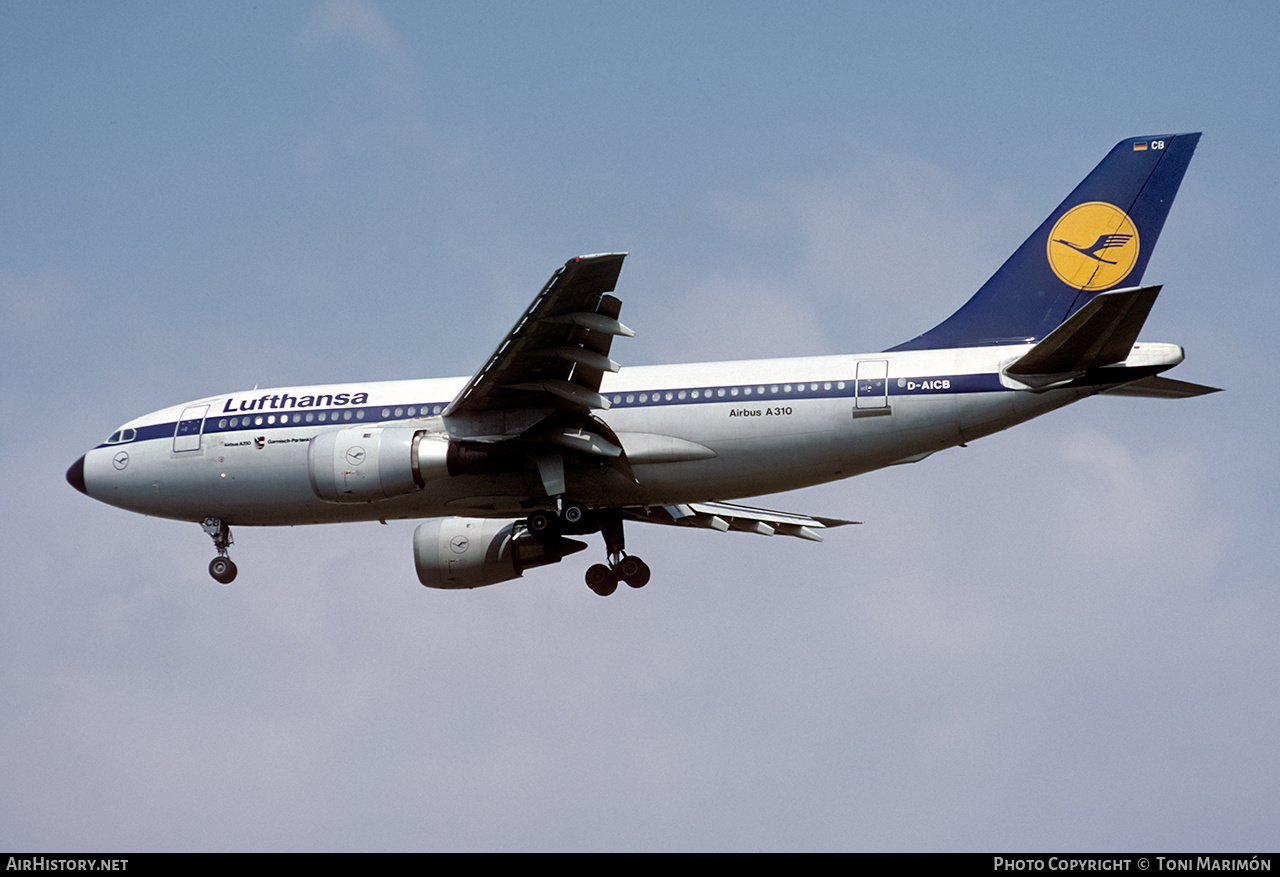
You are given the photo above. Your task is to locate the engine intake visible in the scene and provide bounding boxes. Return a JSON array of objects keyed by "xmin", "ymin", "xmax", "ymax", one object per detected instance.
[{"xmin": 414, "ymin": 517, "xmax": 586, "ymax": 589}]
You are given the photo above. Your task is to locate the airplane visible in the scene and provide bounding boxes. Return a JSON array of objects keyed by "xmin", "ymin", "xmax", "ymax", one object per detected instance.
[{"xmin": 66, "ymin": 133, "xmax": 1218, "ymax": 596}]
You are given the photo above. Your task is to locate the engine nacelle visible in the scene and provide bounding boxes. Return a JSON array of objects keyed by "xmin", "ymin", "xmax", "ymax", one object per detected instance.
[
  {"xmin": 308, "ymin": 427, "xmax": 454, "ymax": 503},
  {"xmin": 414, "ymin": 517, "xmax": 586, "ymax": 589}
]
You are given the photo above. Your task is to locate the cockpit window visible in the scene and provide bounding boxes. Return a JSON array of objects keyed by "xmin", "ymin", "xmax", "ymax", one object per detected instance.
[{"xmin": 105, "ymin": 428, "xmax": 136, "ymax": 444}]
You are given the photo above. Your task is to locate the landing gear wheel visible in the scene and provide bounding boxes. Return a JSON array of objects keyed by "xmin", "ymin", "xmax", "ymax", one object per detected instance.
[
  {"xmin": 209, "ymin": 556, "xmax": 238, "ymax": 584},
  {"xmin": 526, "ymin": 510, "xmax": 558, "ymax": 540},
  {"xmin": 618, "ymin": 555, "xmax": 651, "ymax": 588},
  {"xmin": 585, "ymin": 563, "xmax": 618, "ymax": 596},
  {"xmin": 562, "ymin": 501, "xmax": 587, "ymax": 527},
  {"xmin": 201, "ymin": 518, "xmax": 237, "ymax": 583}
]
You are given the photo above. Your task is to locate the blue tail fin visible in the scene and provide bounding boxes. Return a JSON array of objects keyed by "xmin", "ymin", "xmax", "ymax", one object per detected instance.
[{"xmin": 888, "ymin": 133, "xmax": 1200, "ymax": 351}]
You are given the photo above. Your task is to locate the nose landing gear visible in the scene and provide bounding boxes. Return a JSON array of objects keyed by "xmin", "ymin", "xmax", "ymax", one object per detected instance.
[{"xmin": 201, "ymin": 518, "xmax": 237, "ymax": 584}]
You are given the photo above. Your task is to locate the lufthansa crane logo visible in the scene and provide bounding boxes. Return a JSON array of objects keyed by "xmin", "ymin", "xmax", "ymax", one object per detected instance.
[{"xmin": 1046, "ymin": 201, "xmax": 1139, "ymax": 291}]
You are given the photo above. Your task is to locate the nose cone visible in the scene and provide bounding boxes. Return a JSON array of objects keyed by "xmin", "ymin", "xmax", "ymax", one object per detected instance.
[{"xmin": 66, "ymin": 455, "xmax": 87, "ymax": 494}]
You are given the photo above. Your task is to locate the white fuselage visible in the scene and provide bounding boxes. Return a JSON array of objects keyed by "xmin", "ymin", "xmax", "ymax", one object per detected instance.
[{"xmin": 76, "ymin": 342, "xmax": 1140, "ymax": 528}]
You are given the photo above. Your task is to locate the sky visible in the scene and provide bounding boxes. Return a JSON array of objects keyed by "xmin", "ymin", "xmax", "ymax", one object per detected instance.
[{"xmin": 2, "ymin": 1, "xmax": 1277, "ymax": 852}]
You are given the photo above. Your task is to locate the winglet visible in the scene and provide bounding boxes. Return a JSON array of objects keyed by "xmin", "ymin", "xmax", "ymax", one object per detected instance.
[{"xmin": 890, "ymin": 134, "xmax": 1200, "ymax": 351}]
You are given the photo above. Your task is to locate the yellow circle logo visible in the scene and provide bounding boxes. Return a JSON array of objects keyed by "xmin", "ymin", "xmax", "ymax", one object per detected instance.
[{"xmin": 1046, "ymin": 201, "xmax": 1139, "ymax": 291}]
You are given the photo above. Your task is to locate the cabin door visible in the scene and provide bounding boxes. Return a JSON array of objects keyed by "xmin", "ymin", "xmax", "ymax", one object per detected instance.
[
  {"xmin": 855, "ymin": 360, "xmax": 889, "ymax": 409},
  {"xmin": 173, "ymin": 405, "xmax": 209, "ymax": 452}
]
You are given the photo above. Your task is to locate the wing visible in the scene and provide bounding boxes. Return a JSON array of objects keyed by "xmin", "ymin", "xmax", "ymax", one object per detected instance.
[
  {"xmin": 443, "ymin": 253, "xmax": 632, "ymax": 443},
  {"xmin": 624, "ymin": 501, "xmax": 860, "ymax": 542}
]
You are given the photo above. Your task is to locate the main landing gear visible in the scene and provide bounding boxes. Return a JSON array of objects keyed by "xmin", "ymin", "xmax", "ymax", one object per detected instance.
[
  {"xmin": 201, "ymin": 517, "xmax": 237, "ymax": 584},
  {"xmin": 584, "ymin": 554, "xmax": 651, "ymax": 596},
  {"xmin": 525, "ymin": 504, "xmax": 650, "ymax": 596}
]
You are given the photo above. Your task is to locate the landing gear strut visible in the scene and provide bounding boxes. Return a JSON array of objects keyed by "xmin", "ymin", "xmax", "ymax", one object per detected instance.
[
  {"xmin": 525, "ymin": 503, "xmax": 651, "ymax": 596},
  {"xmin": 584, "ymin": 509, "xmax": 650, "ymax": 596},
  {"xmin": 201, "ymin": 517, "xmax": 237, "ymax": 584}
]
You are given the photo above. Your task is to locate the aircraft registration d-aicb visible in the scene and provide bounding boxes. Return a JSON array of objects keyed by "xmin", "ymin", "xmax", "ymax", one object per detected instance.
[{"xmin": 68, "ymin": 134, "xmax": 1218, "ymax": 596}]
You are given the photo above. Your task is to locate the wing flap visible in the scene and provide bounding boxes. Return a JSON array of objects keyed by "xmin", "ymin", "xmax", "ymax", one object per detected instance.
[{"xmin": 624, "ymin": 501, "xmax": 859, "ymax": 542}]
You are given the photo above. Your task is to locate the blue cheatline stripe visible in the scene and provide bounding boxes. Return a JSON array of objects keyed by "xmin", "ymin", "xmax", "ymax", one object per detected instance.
[{"xmin": 94, "ymin": 373, "xmax": 1009, "ymax": 448}]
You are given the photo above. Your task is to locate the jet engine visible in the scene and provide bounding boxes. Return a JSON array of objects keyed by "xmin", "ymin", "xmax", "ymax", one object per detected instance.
[
  {"xmin": 414, "ymin": 517, "xmax": 586, "ymax": 589},
  {"xmin": 308, "ymin": 427, "xmax": 455, "ymax": 503}
]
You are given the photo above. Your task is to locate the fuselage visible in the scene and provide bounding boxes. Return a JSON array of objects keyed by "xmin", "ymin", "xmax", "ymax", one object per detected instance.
[
  {"xmin": 71, "ymin": 342, "xmax": 1180, "ymax": 528},
  {"xmin": 65, "ymin": 134, "xmax": 1208, "ymax": 592}
]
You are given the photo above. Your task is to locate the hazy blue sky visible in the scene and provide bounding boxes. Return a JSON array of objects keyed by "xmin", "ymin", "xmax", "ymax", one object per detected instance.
[{"xmin": 3, "ymin": 1, "xmax": 1276, "ymax": 851}]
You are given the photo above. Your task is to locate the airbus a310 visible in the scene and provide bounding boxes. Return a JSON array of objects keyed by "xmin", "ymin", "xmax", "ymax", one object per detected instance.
[{"xmin": 67, "ymin": 134, "xmax": 1217, "ymax": 596}]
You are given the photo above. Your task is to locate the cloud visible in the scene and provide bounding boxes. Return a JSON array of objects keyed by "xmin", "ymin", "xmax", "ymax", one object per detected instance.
[
  {"xmin": 301, "ymin": 0, "xmax": 409, "ymax": 66},
  {"xmin": 295, "ymin": 0, "xmax": 428, "ymax": 172},
  {"xmin": 690, "ymin": 143, "xmax": 1032, "ymax": 354}
]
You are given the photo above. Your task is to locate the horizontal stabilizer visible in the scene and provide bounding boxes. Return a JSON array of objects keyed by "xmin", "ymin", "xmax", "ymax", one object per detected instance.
[
  {"xmin": 1004, "ymin": 285, "xmax": 1161, "ymax": 385},
  {"xmin": 1100, "ymin": 376, "xmax": 1222, "ymax": 398}
]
